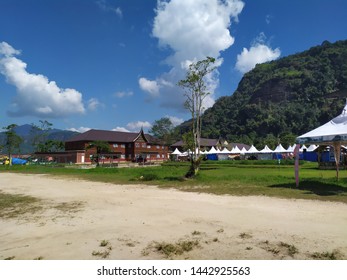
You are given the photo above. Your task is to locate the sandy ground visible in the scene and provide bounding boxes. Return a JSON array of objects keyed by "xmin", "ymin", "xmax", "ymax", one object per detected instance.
[{"xmin": 0, "ymin": 173, "xmax": 347, "ymax": 260}]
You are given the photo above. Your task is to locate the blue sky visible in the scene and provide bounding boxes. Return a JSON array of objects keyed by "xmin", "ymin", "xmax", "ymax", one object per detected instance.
[{"xmin": 0, "ymin": 0, "xmax": 346, "ymax": 133}]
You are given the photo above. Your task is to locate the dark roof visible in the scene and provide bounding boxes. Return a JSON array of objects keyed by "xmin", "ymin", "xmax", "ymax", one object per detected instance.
[
  {"xmin": 66, "ymin": 129, "xmax": 163, "ymax": 144},
  {"xmin": 171, "ymin": 138, "xmax": 220, "ymax": 147}
]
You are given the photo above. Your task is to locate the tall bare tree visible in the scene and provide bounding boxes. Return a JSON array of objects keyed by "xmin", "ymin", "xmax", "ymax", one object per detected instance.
[
  {"xmin": 2, "ymin": 124, "xmax": 23, "ymax": 166},
  {"xmin": 178, "ymin": 56, "xmax": 216, "ymax": 177}
]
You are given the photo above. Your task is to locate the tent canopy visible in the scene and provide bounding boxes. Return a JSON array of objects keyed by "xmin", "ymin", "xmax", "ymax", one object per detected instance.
[
  {"xmin": 260, "ymin": 145, "xmax": 274, "ymax": 153},
  {"xmin": 297, "ymin": 102, "xmax": 347, "ymax": 145}
]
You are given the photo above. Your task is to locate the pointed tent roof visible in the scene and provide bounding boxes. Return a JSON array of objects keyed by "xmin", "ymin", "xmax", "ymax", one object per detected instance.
[
  {"xmin": 240, "ymin": 147, "xmax": 248, "ymax": 154},
  {"xmin": 171, "ymin": 148, "xmax": 182, "ymax": 155},
  {"xmin": 207, "ymin": 146, "xmax": 218, "ymax": 154},
  {"xmin": 274, "ymin": 144, "xmax": 287, "ymax": 153},
  {"xmin": 286, "ymin": 144, "xmax": 295, "ymax": 153},
  {"xmin": 245, "ymin": 145, "xmax": 259, "ymax": 154},
  {"xmin": 307, "ymin": 144, "xmax": 318, "ymax": 152},
  {"xmin": 220, "ymin": 147, "xmax": 231, "ymax": 154},
  {"xmin": 299, "ymin": 144, "xmax": 308, "ymax": 152},
  {"xmin": 230, "ymin": 146, "xmax": 241, "ymax": 154},
  {"xmin": 297, "ymin": 102, "xmax": 347, "ymax": 145},
  {"xmin": 260, "ymin": 145, "xmax": 274, "ymax": 153}
]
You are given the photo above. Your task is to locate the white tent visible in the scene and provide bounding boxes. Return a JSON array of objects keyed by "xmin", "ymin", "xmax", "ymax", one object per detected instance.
[
  {"xmin": 299, "ymin": 144, "xmax": 308, "ymax": 152},
  {"xmin": 171, "ymin": 148, "xmax": 182, "ymax": 155},
  {"xmin": 260, "ymin": 145, "xmax": 274, "ymax": 153},
  {"xmin": 306, "ymin": 144, "xmax": 318, "ymax": 152},
  {"xmin": 274, "ymin": 144, "xmax": 287, "ymax": 153},
  {"xmin": 297, "ymin": 102, "xmax": 347, "ymax": 145},
  {"xmin": 286, "ymin": 144, "xmax": 295, "ymax": 153},
  {"xmin": 245, "ymin": 145, "xmax": 259, "ymax": 154},
  {"xmin": 230, "ymin": 146, "xmax": 241, "ymax": 154},
  {"xmin": 220, "ymin": 147, "xmax": 231, "ymax": 154},
  {"xmin": 240, "ymin": 147, "xmax": 248, "ymax": 154},
  {"xmin": 296, "ymin": 102, "xmax": 347, "ymax": 180},
  {"xmin": 207, "ymin": 146, "xmax": 218, "ymax": 154}
]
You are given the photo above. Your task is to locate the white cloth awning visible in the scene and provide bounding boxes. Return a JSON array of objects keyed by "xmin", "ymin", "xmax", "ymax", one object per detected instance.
[
  {"xmin": 297, "ymin": 103, "xmax": 347, "ymax": 145},
  {"xmin": 245, "ymin": 145, "xmax": 259, "ymax": 154},
  {"xmin": 230, "ymin": 146, "xmax": 241, "ymax": 154},
  {"xmin": 274, "ymin": 144, "xmax": 287, "ymax": 153},
  {"xmin": 259, "ymin": 145, "xmax": 274, "ymax": 153},
  {"xmin": 171, "ymin": 148, "xmax": 182, "ymax": 155}
]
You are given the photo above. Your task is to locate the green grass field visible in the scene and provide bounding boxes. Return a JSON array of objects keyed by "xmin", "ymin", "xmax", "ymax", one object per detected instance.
[{"xmin": 1, "ymin": 160, "xmax": 347, "ymax": 203}]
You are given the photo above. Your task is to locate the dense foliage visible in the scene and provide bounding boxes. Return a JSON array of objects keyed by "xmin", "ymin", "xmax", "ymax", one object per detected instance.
[{"xmin": 179, "ymin": 40, "xmax": 347, "ymax": 149}]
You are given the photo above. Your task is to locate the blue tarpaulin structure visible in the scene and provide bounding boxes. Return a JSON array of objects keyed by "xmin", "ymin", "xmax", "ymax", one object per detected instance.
[{"xmin": 12, "ymin": 158, "xmax": 27, "ymax": 165}]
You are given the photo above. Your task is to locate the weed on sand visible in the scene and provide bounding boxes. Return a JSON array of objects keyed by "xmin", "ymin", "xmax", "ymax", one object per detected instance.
[{"xmin": 0, "ymin": 191, "xmax": 43, "ymax": 219}]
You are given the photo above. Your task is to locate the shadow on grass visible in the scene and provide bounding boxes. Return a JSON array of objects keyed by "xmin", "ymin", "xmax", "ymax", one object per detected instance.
[
  {"xmin": 163, "ymin": 176, "xmax": 185, "ymax": 182},
  {"xmin": 268, "ymin": 180, "xmax": 347, "ymax": 196}
]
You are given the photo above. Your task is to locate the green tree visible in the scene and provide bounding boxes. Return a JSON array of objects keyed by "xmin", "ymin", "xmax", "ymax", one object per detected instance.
[
  {"xmin": 178, "ymin": 56, "xmax": 216, "ymax": 177},
  {"xmin": 2, "ymin": 124, "xmax": 23, "ymax": 166},
  {"xmin": 30, "ymin": 120, "xmax": 53, "ymax": 152},
  {"xmin": 149, "ymin": 117, "xmax": 174, "ymax": 145},
  {"xmin": 86, "ymin": 141, "xmax": 111, "ymax": 167}
]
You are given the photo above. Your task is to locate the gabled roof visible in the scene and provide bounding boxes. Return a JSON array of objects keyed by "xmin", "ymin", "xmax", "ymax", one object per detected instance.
[{"xmin": 66, "ymin": 129, "xmax": 162, "ymax": 144}]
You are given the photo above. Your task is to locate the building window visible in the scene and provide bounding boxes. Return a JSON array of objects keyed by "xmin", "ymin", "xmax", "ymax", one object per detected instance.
[
  {"xmin": 162, "ymin": 154, "xmax": 165, "ymax": 158},
  {"xmin": 147, "ymin": 145, "xmax": 151, "ymax": 149},
  {"xmin": 121, "ymin": 155, "xmax": 125, "ymax": 159},
  {"xmin": 113, "ymin": 144, "xmax": 118, "ymax": 148},
  {"xmin": 157, "ymin": 154, "xmax": 160, "ymax": 158},
  {"xmin": 135, "ymin": 143, "xmax": 140, "ymax": 148},
  {"xmin": 142, "ymin": 143, "xmax": 146, "ymax": 148},
  {"xmin": 146, "ymin": 154, "xmax": 150, "ymax": 159},
  {"xmin": 162, "ymin": 146, "xmax": 164, "ymax": 149},
  {"xmin": 121, "ymin": 144, "xmax": 125, "ymax": 148},
  {"xmin": 156, "ymin": 145, "xmax": 160, "ymax": 149}
]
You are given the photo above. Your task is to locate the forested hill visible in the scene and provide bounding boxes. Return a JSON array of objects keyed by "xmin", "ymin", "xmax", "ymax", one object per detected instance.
[{"xmin": 200, "ymin": 39, "xmax": 347, "ymax": 148}]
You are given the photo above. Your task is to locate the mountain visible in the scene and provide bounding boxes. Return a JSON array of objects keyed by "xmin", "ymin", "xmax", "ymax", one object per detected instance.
[
  {"xmin": 191, "ymin": 39, "xmax": 347, "ymax": 149},
  {"xmin": 0, "ymin": 124, "xmax": 78, "ymax": 154}
]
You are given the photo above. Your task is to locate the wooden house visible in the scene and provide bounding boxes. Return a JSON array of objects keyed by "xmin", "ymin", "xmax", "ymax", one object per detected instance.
[{"xmin": 52, "ymin": 129, "xmax": 170, "ymax": 164}]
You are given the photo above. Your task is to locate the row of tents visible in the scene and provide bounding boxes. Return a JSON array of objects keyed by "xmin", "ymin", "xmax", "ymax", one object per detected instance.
[{"xmin": 171, "ymin": 144, "xmax": 319, "ymax": 156}]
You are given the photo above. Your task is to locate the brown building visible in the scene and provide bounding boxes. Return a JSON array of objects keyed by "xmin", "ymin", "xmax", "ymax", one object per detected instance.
[{"xmin": 44, "ymin": 129, "xmax": 169, "ymax": 164}]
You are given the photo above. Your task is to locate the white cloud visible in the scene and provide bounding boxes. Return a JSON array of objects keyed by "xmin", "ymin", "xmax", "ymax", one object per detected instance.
[
  {"xmin": 265, "ymin": 14, "xmax": 272, "ymax": 25},
  {"xmin": 138, "ymin": 77, "xmax": 160, "ymax": 98},
  {"xmin": 126, "ymin": 121, "xmax": 152, "ymax": 131},
  {"xmin": 111, "ymin": 127, "xmax": 130, "ymax": 132},
  {"xmin": 87, "ymin": 98, "xmax": 103, "ymax": 111},
  {"xmin": 0, "ymin": 42, "xmax": 86, "ymax": 118},
  {"xmin": 166, "ymin": 115, "xmax": 184, "ymax": 126},
  {"xmin": 67, "ymin": 127, "xmax": 91, "ymax": 133},
  {"xmin": 235, "ymin": 33, "xmax": 281, "ymax": 74},
  {"xmin": 114, "ymin": 90, "xmax": 133, "ymax": 98},
  {"xmin": 96, "ymin": 0, "xmax": 122, "ymax": 18},
  {"xmin": 139, "ymin": 0, "xmax": 244, "ymax": 111}
]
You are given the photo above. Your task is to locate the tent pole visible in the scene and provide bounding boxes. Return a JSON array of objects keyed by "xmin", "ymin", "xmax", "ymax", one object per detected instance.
[
  {"xmin": 333, "ymin": 143, "xmax": 341, "ymax": 180},
  {"xmin": 294, "ymin": 144, "xmax": 300, "ymax": 188}
]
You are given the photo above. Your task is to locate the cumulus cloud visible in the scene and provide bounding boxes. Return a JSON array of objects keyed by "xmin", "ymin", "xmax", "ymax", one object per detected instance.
[
  {"xmin": 235, "ymin": 33, "xmax": 281, "ymax": 74},
  {"xmin": 111, "ymin": 127, "xmax": 130, "ymax": 132},
  {"xmin": 139, "ymin": 0, "xmax": 244, "ymax": 110},
  {"xmin": 166, "ymin": 115, "xmax": 184, "ymax": 126},
  {"xmin": 67, "ymin": 127, "xmax": 91, "ymax": 133},
  {"xmin": 87, "ymin": 98, "xmax": 104, "ymax": 111},
  {"xmin": 0, "ymin": 41, "xmax": 86, "ymax": 118},
  {"xmin": 126, "ymin": 121, "xmax": 152, "ymax": 131},
  {"xmin": 114, "ymin": 90, "xmax": 133, "ymax": 98},
  {"xmin": 138, "ymin": 77, "xmax": 160, "ymax": 98}
]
